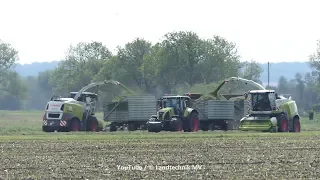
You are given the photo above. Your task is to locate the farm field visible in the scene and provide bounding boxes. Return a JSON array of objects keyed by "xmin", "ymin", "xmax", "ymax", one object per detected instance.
[{"xmin": 1, "ymin": 110, "xmax": 320, "ymax": 179}]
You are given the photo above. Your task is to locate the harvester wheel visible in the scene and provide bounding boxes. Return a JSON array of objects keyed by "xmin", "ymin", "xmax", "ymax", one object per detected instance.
[
  {"xmin": 70, "ymin": 118, "xmax": 80, "ymax": 132},
  {"xmin": 87, "ymin": 116, "xmax": 99, "ymax": 132},
  {"xmin": 293, "ymin": 117, "xmax": 301, "ymax": 132},
  {"xmin": 278, "ymin": 114, "xmax": 288, "ymax": 132}
]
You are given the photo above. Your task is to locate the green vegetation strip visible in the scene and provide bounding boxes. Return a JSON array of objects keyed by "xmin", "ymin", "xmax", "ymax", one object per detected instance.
[{"xmin": 0, "ymin": 131, "xmax": 318, "ymax": 141}]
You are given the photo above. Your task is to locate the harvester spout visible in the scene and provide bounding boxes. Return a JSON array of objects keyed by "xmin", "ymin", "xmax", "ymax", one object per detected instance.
[
  {"xmin": 210, "ymin": 77, "xmax": 266, "ymax": 99},
  {"xmin": 73, "ymin": 80, "xmax": 134, "ymax": 101}
]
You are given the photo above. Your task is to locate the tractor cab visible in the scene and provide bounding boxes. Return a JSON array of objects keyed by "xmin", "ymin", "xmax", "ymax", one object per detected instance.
[
  {"xmin": 158, "ymin": 95, "xmax": 189, "ymax": 116},
  {"xmin": 247, "ymin": 90, "xmax": 277, "ymax": 113}
]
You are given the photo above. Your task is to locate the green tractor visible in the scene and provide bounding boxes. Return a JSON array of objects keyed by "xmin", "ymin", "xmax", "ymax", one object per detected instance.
[
  {"xmin": 146, "ymin": 94, "xmax": 201, "ymax": 132},
  {"xmin": 42, "ymin": 80, "xmax": 127, "ymax": 132},
  {"xmin": 240, "ymin": 89, "xmax": 301, "ymax": 132}
]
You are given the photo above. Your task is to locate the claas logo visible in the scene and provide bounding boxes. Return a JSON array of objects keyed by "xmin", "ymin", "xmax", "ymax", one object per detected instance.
[{"xmin": 51, "ymin": 104, "xmax": 60, "ymax": 107}]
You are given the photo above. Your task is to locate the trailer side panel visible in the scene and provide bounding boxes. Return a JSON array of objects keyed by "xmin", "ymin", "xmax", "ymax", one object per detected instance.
[
  {"xmin": 206, "ymin": 100, "xmax": 234, "ymax": 120},
  {"xmin": 103, "ymin": 100, "xmax": 129, "ymax": 122},
  {"xmin": 128, "ymin": 95, "xmax": 157, "ymax": 121}
]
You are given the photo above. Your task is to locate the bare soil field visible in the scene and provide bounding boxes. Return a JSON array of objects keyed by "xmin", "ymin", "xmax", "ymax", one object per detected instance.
[{"xmin": 0, "ymin": 132, "xmax": 320, "ymax": 179}]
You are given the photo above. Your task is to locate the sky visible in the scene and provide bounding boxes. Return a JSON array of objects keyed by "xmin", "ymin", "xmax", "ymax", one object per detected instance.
[{"xmin": 0, "ymin": 0, "xmax": 319, "ymax": 64}]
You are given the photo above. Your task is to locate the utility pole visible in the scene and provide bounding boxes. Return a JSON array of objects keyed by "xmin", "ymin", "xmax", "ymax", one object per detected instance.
[{"xmin": 267, "ymin": 62, "xmax": 270, "ymax": 87}]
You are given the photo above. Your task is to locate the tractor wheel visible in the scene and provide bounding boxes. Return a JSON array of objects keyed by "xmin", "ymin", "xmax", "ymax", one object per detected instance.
[
  {"xmin": 171, "ymin": 118, "xmax": 183, "ymax": 131},
  {"xmin": 70, "ymin": 118, "xmax": 80, "ymax": 132},
  {"xmin": 147, "ymin": 124, "xmax": 161, "ymax": 133},
  {"xmin": 87, "ymin": 116, "xmax": 99, "ymax": 132},
  {"xmin": 278, "ymin": 114, "xmax": 288, "ymax": 132},
  {"xmin": 185, "ymin": 112, "xmax": 199, "ymax": 132},
  {"xmin": 293, "ymin": 116, "xmax": 301, "ymax": 132}
]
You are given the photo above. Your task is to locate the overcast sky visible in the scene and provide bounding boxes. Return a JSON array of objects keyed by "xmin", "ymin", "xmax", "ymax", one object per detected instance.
[{"xmin": 0, "ymin": 0, "xmax": 319, "ymax": 64}]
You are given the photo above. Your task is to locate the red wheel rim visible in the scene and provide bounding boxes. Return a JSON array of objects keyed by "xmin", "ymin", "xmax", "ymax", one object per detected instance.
[
  {"xmin": 91, "ymin": 121, "xmax": 97, "ymax": 131},
  {"xmin": 282, "ymin": 119, "xmax": 287, "ymax": 131},
  {"xmin": 72, "ymin": 122, "xmax": 79, "ymax": 131},
  {"xmin": 177, "ymin": 121, "xmax": 182, "ymax": 131},
  {"xmin": 295, "ymin": 121, "xmax": 300, "ymax": 132},
  {"xmin": 193, "ymin": 117, "xmax": 199, "ymax": 131}
]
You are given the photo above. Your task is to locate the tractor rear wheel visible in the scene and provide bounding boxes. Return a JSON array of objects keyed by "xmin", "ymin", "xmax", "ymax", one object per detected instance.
[
  {"xmin": 293, "ymin": 116, "xmax": 301, "ymax": 132},
  {"xmin": 184, "ymin": 112, "xmax": 199, "ymax": 132}
]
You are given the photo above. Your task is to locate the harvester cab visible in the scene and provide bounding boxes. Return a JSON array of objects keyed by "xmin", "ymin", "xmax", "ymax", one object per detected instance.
[
  {"xmin": 147, "ymin": 94, "xmax": 200, "ymax": 133},
  {"xmin": 69, "ymin": 91, "xmax": 98, "ymax": 115}
]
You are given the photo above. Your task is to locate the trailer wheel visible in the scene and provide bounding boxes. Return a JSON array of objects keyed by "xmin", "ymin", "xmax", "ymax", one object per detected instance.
[
  {"xmin": 128, "ymin": 123, "xmax": 136, "ymax": 131},
  {"xmin": 278, "ymin": 114, "xmax": 288, "ymax": 132},
  {"xmin": 200, "ymin": 122, "xmax": 209, "ymax": 131},
  {"xmin": 110, "ymin": 122, "xmax": 117, "ymax": 132},
  {"xmin": 70, "ymin": 118, "xmax": 80, "ymax": 132},
  {"xmin": 223, "ymin": 121, "xmax": 228, "ymax": 131},
  {"xmin": 293, "ymin": 116, "xmax": 301, "ymax": 132}
]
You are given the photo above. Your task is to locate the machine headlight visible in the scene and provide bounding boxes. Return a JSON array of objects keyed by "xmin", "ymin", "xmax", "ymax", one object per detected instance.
[{"xmin": 270, "ymin": 117, "xmax": 277, "ymax": 124}]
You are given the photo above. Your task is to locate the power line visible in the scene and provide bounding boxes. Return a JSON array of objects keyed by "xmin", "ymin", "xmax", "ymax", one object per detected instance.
[{"xmin": 267, "ymin": 62, "xmax": 270, "ymax": 87}]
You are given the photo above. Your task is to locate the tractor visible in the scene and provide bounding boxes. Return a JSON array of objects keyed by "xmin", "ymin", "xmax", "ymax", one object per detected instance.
[
  {"xmin": 42, "ymin": 80, "xmax": 129, "ymax": 132},
  {"xmin": 146, "ymin": 94, "xmax": 201, "ymax": 132},
  {"xmin": 240, "ymin": 89, "xmax": 301, "ymax": 132}
]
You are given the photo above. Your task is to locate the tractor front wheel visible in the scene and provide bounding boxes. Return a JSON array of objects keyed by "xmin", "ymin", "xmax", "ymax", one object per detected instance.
[{"xmin": 171, "ymin": 117, "xmax": 183, "ymax": 131}]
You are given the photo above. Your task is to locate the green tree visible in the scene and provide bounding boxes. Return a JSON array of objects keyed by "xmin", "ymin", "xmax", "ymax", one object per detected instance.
[
  {"xmin": 116, "ymin": 38, "xmax": 152, "ymax": 90},
  {"xmin": 199, "ymin": 36, "xmax": 241, "ymax": 83},
  {"xmin": 0, "ymin": 39, "xmax": 19, "ymax": 92},
  {"xmin": 240, "ymin": 60, "xmax": 263, "ymax": 84},
  {"xmin": 50, "ymin": 41, "xmax": 112, "ymax": 93},
  {"xmin": 142, "ymin": 43, "xmax": 181, "ymax": 94},
  {"xmin": 277, "ymin": 76, "xmax": 289, "ymax": 94},
  {"xmin": 0, "ymin": 40, "xmax": 28, "ymax": 109},
  {"xmin": 161, "ymin": 31, "xmax": 204, "ymax": 86},
  {"xmin": 309, "ymin": 40, "xmax": 320, "ymax": 82}
]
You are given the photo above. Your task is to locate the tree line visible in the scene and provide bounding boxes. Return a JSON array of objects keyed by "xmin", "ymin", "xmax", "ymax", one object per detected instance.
[{"xmin": 1, "ymin": 31, "xmax": 320, "ymax": 113}]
